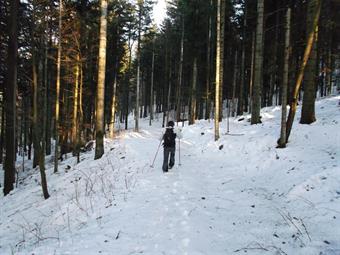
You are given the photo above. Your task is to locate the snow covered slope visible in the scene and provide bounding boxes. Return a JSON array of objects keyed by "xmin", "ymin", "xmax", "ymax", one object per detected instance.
[{"xmin": 1, "ymin": 96, "xmax": 339, "ymax": 255}]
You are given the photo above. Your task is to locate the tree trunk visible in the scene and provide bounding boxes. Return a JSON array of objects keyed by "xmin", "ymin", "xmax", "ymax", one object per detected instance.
[
  {"xmin": 232, "ymin": 51, "xmax": 238, "ymax": 117},
  {"xmin": 3, "ymin": 0, "xmax": 18, "ymax": 195},
  {"xmin": 189, "ymin": 58, "xmax": 197, "ymax": 125},
  {"xmin": 28, "ymin": 104, "xmax": 32, "ymax": 160},
  {"xmin": 0, "ymin": 101, "xmax": 4, "ymax": 164},
  {"xmin": 248, "ymin": 31, "xmax": 255, "ymax": 113},
  {"xmin": 286, "ymin": 0, "xmax": 321, "ymax": 142},
  {"xmin": 176, "ymin": 18, "xmax": 184, "ymax": 123},
  {"xmin": 94, "ymin": 0, "xmax": 108, "ymax": 159},
  {"xmin": 278, "ymin": 7, "xmax": 291, "ymax": 148},
  {"xmin": 54, "ymin": 0, "xmax": 62, "ymax": 173},
  {"xmin": 135, "ymin": 61, "xmax": 140, "ymax": 131},
  {"xmin": 109, "ymin": 57, "xmax": 118, "ymax": 137},
  {"xmin": 300, "ymin": 0, "xmax": 320, "ymax": 124},
  {"xmin": 149, "ymin": 39, "xmax": 155, "ymax": 126},
  {"xmin": 72, "ymin": 54, "xmax": 80, "ymax": 154},
  {"xmin": 45, "ymin": 29, "xmax": 52, "ymax": 156},
  {"xmin": 166, "ymin": 51, "xmax": 172, "ymax": 125},
  {"xmin": 325, "ymin": 46, "xmax": 332, "ymax": 95},
  {"xmin": 237, "ymin": 3, "xmax": 247, "ymax": 116},
  {"xmin": 124, "ymin": 44, "xmax": 132, "ymax": 131},
  {"xmin": 135, "ymin": 1, "xmax": 143, "ymax": 132},
  {"xmin": 42, "ymin": 21, "xmax": 48, "ymax": 159},
  {"xmin": 32, "ymin": 50, "xmax": 50, "ymax": 199},
  {"xmin": 251, "ymin": 0, "xmax": 264, "ymax": 124},
  {"xmin": 205, "ymin": 0, "xmax": 212, "ymax": 120},
  {"xmin": 219, "ymin": 0, "xmax": 225, "ymax": 121},
  {"xmin": 269, "ymin": 1, "xmax": 280, "ymax": 107},
  {"xmin": 77, "ymin": 63, "xmax": 84, "ymax": 163},
  {"xmin": 214, "ymin": 0, "xmax": 222, "ymax": 141}
]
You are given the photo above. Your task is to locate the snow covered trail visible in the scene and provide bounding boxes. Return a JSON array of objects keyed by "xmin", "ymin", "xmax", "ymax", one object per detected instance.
[{"xmin": 0, "ymin": 96, "xmax": 339, "ymax": 255}]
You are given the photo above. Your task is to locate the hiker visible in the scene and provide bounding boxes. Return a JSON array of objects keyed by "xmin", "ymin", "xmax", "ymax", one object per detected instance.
[{"xmin": 160, "ymin": 121, "xmax": 182, "ymax": 172}]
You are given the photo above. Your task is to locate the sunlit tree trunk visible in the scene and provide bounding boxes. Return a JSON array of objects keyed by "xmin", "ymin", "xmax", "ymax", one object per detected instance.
[
  {"xmin": 219, "ymin": 0, "xmax": 225, "ymax": 121},
  {"xmin": 286, "ymin": 0, "xmax": 321, "ymax": 142},
  {"xmin": 3, "ymin": 0, "xmax": 19, "ymax": 195},
  {"xmin": 135, "ymin": 0, "xmax": 143, "ymax": 132},
  {"xmin": 54, "ymin": 0, "xmax": 62, "ymax": 173},
  {"xmin": 251, "ymin": 0, "xmax": 264, "ymax": 124},
  {"xmin": 278, "ymin": 7, "xmax": 291, "ymax": 148},
  {"xmin": 72, "ymin": 54, "xmax": 80, "ymax": 154},
  {"xmin": 94, "ymin": 0, "xmax": 108, "ymax": 159},
  {"xmin": 77, "ymin": 63, "xmax": 84, "ymax": 163},
  {"xmin": 214, "ymin": 0, "xmax": 222, "ymax": 141}
]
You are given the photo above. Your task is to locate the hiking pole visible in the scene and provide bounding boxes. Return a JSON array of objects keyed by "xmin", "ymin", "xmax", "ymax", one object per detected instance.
[
  {"xmin": 151, "ymin": 139, "xmax": 162, "ymax": 168},
  {"xmin": 178, "ymin": 138, "xmax": 181, "ymax": 166}
]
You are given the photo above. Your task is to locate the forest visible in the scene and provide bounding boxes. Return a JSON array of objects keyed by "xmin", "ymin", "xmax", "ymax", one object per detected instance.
[{"xmin": 0, "ymin": 0, "xmax": 340, "ymax": 253}]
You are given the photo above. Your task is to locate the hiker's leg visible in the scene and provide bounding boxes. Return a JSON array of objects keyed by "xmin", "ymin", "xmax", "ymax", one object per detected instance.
[
  {"xmin": 162, "ymin": 148, "xmax": 170, "ymax": 172},
  {"xmin": 169, "ymin": 147, "xmax": 175, "ymax": 168}
]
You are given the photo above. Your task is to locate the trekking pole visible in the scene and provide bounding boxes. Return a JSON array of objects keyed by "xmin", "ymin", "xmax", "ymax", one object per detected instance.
[
  {"xmin": 178, "ymin": 138, "xmax": 181, "ymax": 166},
  {"xmin": 151, "ymin": 139, "xmax": 162, "ymax": 168}
]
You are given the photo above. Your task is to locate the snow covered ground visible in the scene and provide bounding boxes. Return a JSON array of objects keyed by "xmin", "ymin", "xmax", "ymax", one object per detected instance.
[{"xmin": 1, "ymin": 96, "xmax": 339, "ymax": 255}]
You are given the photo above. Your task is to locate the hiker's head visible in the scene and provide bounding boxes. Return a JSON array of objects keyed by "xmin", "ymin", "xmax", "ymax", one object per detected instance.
[{"xmin": 167, "ymin": 121, "xmax": 174, "ymax": 128}]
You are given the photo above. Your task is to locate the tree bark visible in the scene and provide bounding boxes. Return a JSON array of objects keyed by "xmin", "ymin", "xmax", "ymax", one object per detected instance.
[
  {"xmin": 176, "ymin": 18, "xmax": 184, "ymax": 123},
  {"xmin": 219, "ymin": 0, "xmax": 225, "ymax": 121},
  {"xmin": 54, "ymin": 0, "xmax": 62, "ymax": 172},
  {"xmin": 300, "ymin": 0, "xmax": 320, "ymax": 124},
  {"xmin": 3, "ymin": 0, "xmax": 19, "ymax": 195},
  {"xmin": 94, "ymin": 0, "xmax": 108, "ymax": 159},
  {"xmin": 149, "ymin": 39, "xmax": 155, "ymax": 126},
  {"xmin": 32, "ymin": 51, "xmax": 50, "ymax": 199},
  {"xmin": 45, "ymin": 25, "xmax": 52, "ymax": 156},
  {"xmin": 248, "ymin": 31, "xmax": 255, "ymax": 113},
  {"xmin": 286, "ymin": 0, "xmax": 321, "ymax": 142},
  {"xmin": 237, "ymin": 2, "xmax": 247, "ymax": 116},
  {"xmin": 278, "ymin": 7, "xmax": 291, "ymax": 148},
  {"xmin": 77, "ymin": 63, "xmax": 84, "ymax": 163},
  {"xmin": 0, "ymin": 101, "xmax": 4, "ymax": 164},
  {"xmin": 214, "ymin": 0, "xmax": 222, "ymax": 141},
  {"xmin": 189, "ymin": 58, "xmax": 197, "ymax": 125},
  {"xmin": 72, "ymin": 54, "xmax": 80, "ymax": 154},
  {"xmin": 251, "ymin": 0, "xmax": 264, "ymax": 124},
  {"xmin": 109, "ymin": 56, "xmax": 118, "ymax": 137},
  {"xmin": 232, "ymin": 51, "xmax": 238, "ymax": 117},
  {"xmin": 135, "ymin": 0, "xmax": 143, "ymax": 132},
  {"xmin": 205, "ymin": 0, "xmax": 212, "ymax": 120}
]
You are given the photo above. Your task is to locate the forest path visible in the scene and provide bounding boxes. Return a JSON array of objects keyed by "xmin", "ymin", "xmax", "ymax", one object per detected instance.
[{"xmin": 100, "ymin": 125, "xmax": 288, "ymax": 255}]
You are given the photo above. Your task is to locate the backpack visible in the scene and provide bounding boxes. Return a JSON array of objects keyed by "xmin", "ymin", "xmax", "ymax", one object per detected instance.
[{"xmin": 163, "ymin": 128, "xmax": 176, "ymax": 147}]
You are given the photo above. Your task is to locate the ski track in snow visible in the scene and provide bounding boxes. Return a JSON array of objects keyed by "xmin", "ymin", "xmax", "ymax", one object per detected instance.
[{"xmin": 0, "ymin": 96, "xmax": 340, "ymax": 255}]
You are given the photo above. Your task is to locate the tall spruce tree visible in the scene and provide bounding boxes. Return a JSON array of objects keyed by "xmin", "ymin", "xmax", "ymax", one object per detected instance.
[{"xmin": 95, "ymin": 0, "xmax": 108, "ymax": 159}]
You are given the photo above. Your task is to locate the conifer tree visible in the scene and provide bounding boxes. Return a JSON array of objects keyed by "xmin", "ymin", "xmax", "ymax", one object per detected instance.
[{"xmin": 95, "ymin": 0, "xmax": 108, "ymax": 159}]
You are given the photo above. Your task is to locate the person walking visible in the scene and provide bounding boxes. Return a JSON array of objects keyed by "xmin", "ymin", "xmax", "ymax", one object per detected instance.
[{"xmin": 161, "ymin": 121, "xmax": 182, "ymax": 172}]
